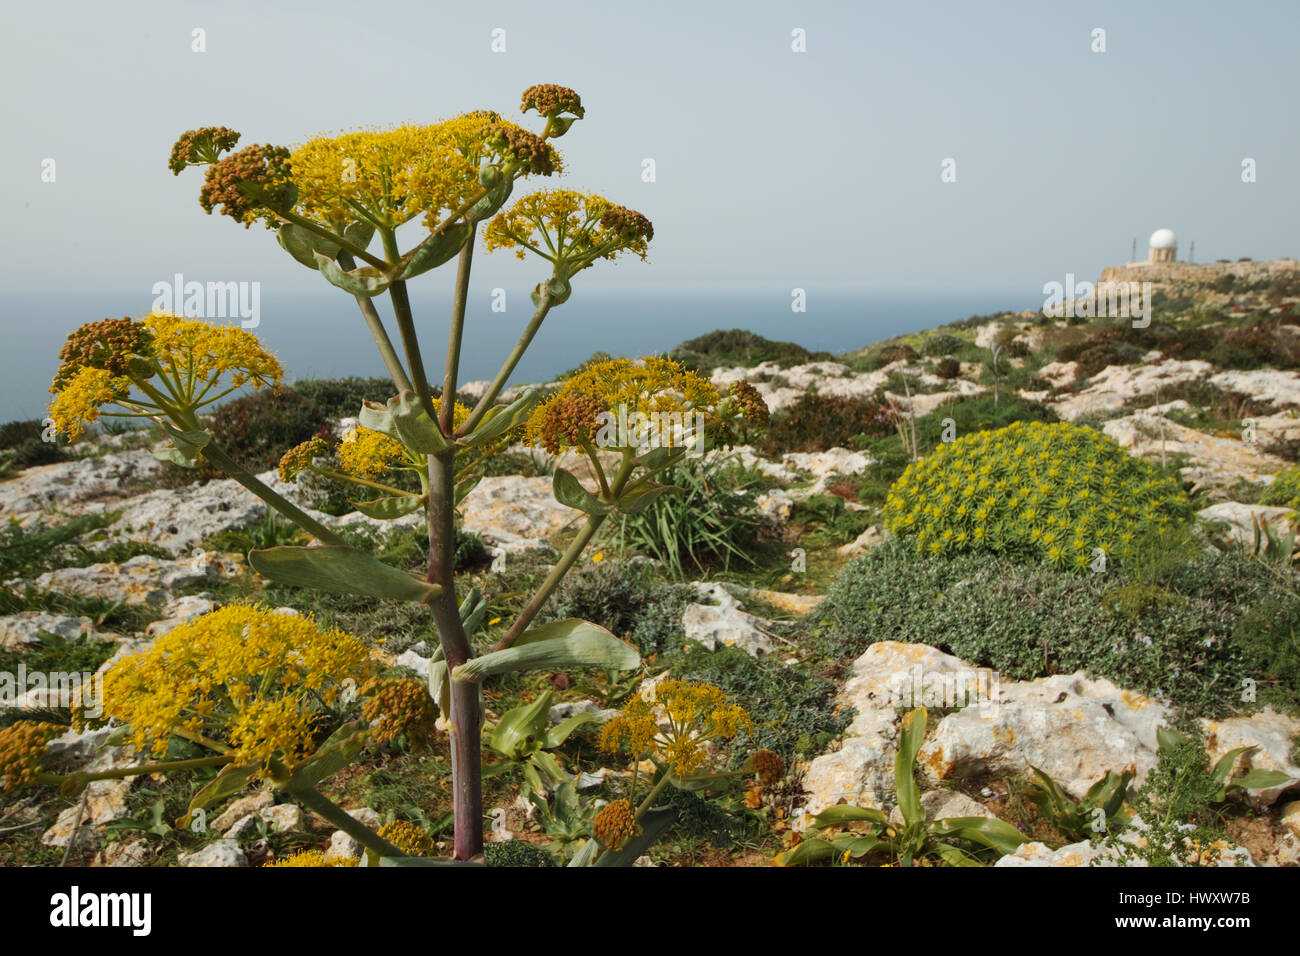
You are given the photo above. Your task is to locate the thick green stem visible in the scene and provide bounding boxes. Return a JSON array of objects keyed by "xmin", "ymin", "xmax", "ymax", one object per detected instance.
[
  {"xmin": 59, "ymin": 755, "xmax": 233, "ymax": 785},
  {"xmin": 441, "ymin": 225, "xmax": 477, "ymax": 433},
  {"xmin": 390, "ymin": 281, "xmax": 438, "ymax": 421},
  {"xmin": 199, "ymin": 442, "xmax": 346, "ymax": 546},
  {"xmin": 460, "ymin": 293, "xmax": 553, "ymax": 435},
  {"xmin": 292, "ymin": 785, "xmax": 406, "ymax": 860},
  {"xmin": 427, "ymin": 449, "xmax": 482, "ymax": 860},
  {"xmin": 338, "ymin": 251, "xmax": 412, "ymax": 393}
]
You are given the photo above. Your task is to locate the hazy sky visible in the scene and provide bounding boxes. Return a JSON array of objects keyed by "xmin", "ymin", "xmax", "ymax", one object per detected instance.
[{"xmin": 3, "ymin": 0, "xmax": 1296, "ymax": 301}]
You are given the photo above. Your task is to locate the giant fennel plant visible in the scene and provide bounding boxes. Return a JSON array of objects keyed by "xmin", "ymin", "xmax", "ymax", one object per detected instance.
[{"xmin": 37, "ymin": 86, "xmax": 769, "ymax": 864}]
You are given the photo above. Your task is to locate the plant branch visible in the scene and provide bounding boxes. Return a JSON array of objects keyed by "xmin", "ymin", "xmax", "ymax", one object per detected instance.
[
  {"xmin": 338, "ymin": 251, "xmax": 412, "ymax": 393},
  {"xmin": 461, "ymin": 291, "xmax": 553, "ymax": 434},
  {"xmin": 441, "ymin": 224, "xmax": 477, "ymax": 433}
]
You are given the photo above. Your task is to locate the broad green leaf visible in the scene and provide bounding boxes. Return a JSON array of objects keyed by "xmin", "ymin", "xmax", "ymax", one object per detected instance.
[
  {"xmin": 544, "ymin": 711, "xmax": 600, "ymax": 750},
  {"xmin": 1156, "ymin": 725, "xmax": 1193, "ymax": 753},
  {"xmin": 454, "ymin": 475, "xmax": 482, "ymax": 507},
  {"xmin": 388, "ymin": 390, "xmax": 451, "ymax": 454},
  {"xmin": 618, "ymin": 484, "xmax": 679, "ymax": 515},
  {"xmin": 567, "ymin": 839, "xmax": 599, "ymax": 867},
  {"xmin": 351, "ymin": 494, "xmax": 424, "ymax": 520},
  {"xmin": 276, "ymin": 223, "xmax": 342, "ymax": 270},
  {"xmin": 249, "ymin": 545, "xmax": 441, "ymax": 603},
  {"xmin": 530, "ymin": 275, "xmax": 571, "ymax": 308},
  {"xmin": 895, "ymin": 707, "xmax": 927, "ymax": 827},
  {"xmin": 344, "ymin": 221, "xmax": 375, "ymax": 251},
  {"xmin": 840, "ymin": 835, "xmax": 882, "ymax": 858},
  {"xmin": 284, "ymin": 722, "xmax": 369, "ymax": 792},
  {"xmin": 358, "ymin": 398, "xmax": 398, "ymax": 440},
  {"xmin": 935, "ymin": 844, "xmax": 983, "ymax": 867},
  {"xmin": 529, "ymin": 750, "xmax": 569, "ymax": 786},
  {"xmin": 1210, "ymin": 746, "xmax": 1256, "ymax": 787},
  {"xmin": 1232, "ymin": 768, "xmax": 1293, "ymax": 790},
  {"xmin": 314, "ymin": 252, "xmax": 392, "ymax": 297},
  {"xmin": 594, "ymin": 806, "xmax": 677, "ymax": 867},
  {"xmin": 465, "ymin": 179, "xmax": 512, "ymax": 224},
  {"xmin": 153, "ymin": 447, "xmax": 197, "ymax": 468},
  {"xmin": 452, "ymin": 619, "xmax": 639, "ymax": 683},
  {"xmin": 931, "ymin": 817, "xmax": 1028, "ymax": 856},
  {"xmin": 774, "ymin": 837, "xmax": 837, "ymax": 867},
  {"xmin": 379, "ymin": 856, "xmax": 481, "ymax": 867},
  {"xmin": 159, "ymin": 422, "xmax": 211, "ymax": 460},
  {"xmin": 810, "ymin": 805, "xmax": 889, "ymax": 829},
  {"xmin": 428, "ymin": 660, "xmax": 449, "ymax": 717},
  {"xmin": 460, "ymin": 389, "xmax": 540, "ymax": 448},
  {"xmin": 176, "ymin": 762, "xmax": 260, "ymax": 829},
  {"xmin": 552, "ymin": 468, "xmax": 612, "ymax": 516},
  {"xmin": 489, "ymin": 690, "xmax": 553, "ymax": 759},
  {"xmin": 399, "ymin": 224, "xmax": 471, "ymax": 280}
]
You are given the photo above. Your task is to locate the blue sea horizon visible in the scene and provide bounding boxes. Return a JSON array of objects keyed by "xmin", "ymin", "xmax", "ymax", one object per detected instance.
[{"xmin": 1, "ymin": 285, "xmax": 1041, "ymax": 423}]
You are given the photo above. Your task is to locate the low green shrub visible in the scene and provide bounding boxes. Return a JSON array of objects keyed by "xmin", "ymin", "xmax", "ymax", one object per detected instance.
[
  {"xmin": 920, "ymin": 333, "xmax": 966, "ymax": 357},
  {"xmin": 206, "ymin": 387, "xmax": 328, "ymax": 475},
  {"xmin": 1261, "ymin": 464, "xmax": 1300, "ymax": 510},
  {"xmin": 815, "ymin": 537, "xmax": 1299, "ymax": 718},
  {"xmin": 291, "ymin": 377, "xmax": 397, "ymax": 419},
  {"xmin": 666, "ymin": 644, "xmax": 850, "ymax": 761},
  {"xmin": 547, "ymin": 559, "xmax": 691, "ymax": 655},
  {"xmin": 0, "ymin": 420, "xmax": 69, "ymax": 473},
  {"xmin": 760, "ymin": 392, "xmax": 895, "ymax": 455},
  {"xmin": 670, "ymin": 329, "xmax": 825, "ymax": 373},
  {"xmin": 884, "ymin": 420, "xmax": 1192, "ymax": 569},
  {"xmin": 483, "ymin": 840, "xmax": 557, "ymax": 867},
  {"xmin": 933, "ymin": 357, "xmax": 960, "ymax": 380}
]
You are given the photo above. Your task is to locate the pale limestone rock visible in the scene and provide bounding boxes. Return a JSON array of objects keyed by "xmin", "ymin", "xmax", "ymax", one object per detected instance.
[
  {"xmin": 1199, "ymin": 709, "xmax": 1300, "ymax": 806},
  {"xmin": 394, "ymin": 648, "xmax": 431, "ymax": 680},
  {"xmin": 681, "ymin": 582, "xmax": 774, "ymax": 656},
  {"xmin": 93, "ymin": 839, "xmax": 152, "ymax": 867},
  {"xmin": 0, "ymin": 612, "xmax": 94, "ymax": 651},
  {"xmin": 1103, "ymin": 410, "xmax": 1290, "ymax": 494},
  {"xmin": 1197, "ymin": 502, "xmax": 1295, "ymax": 546},
  {"xmin": 547, "ymin": 699, "xmax": 619, "ymax": 724},
  {"xmin": 1050, "ymin": 360, "xmax": 1214, "ymax": 421},
  {"xmin": 1210, "ymin": 369, "xmax": 1300, "ymax": 410},
  {"xmin": 144, "ymin": 595, "xmax": 216, "ymax": 638},
  {"xmin": 920, "ymin": 671, "xmax": 1168, "ymax": 798},
  {"xmin": 757, "ymin": 488, "xmax": 794, "ymax": 524},
  {"xmin": 458, "ymin": 475, "xmax": 577, "ymax": 552},
  {"xmin": 14, "ymin": 552, "xmax": 244, "ymax": 605},
  {"xmin": 0, "ymin": 451, "xmax": 162, "ymax": 516},
  {"xmin": 212, "ymin": 791, "xmax": 275, "ymax": 834},
  {"xmin": 837, "ymin": 525, "xmax": 884, "ymax": 558},
  {"xmin": 1036, "ymin": 361, "xmax": 1079, "ymax": 389},
  {"xmin": 739, "ymin": 588, "xmax": 823, "ymax": 616},
  {"xmin": 1280, "ymin": 800, "xmax": 1300, "ymax": 837},
  {"xmin": 179, "ymin": 840, "xmax": 247, "ymax": 867}
]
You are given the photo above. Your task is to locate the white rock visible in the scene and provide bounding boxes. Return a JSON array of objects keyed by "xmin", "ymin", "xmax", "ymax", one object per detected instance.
[
  {"xmin": 1197, "ymin": 502, "xmax": 1295, "ymax": 546},
  {"xmin": 179, "ymin": 840, "xmax": 247, "ymax": 867},
  {"xmin": 1210, "ymin": 369, "xmax": 1300, "ymax": 411},
  {"xmin": 0, "ymin": 451, "xmax": 162, "ymax": 516},
  {"xmin": 94, "ymin": 839, "xmax": 152, "ymax": 867},
  {"xmin": 259, "ymin": 804, "xmax": 303, "ymax": 833},
  {"xmin": 212, "ymin": 791, "xmax": 275, "ymax": 834},
  {"xmin": 1199, "ymin": 709, "xmax": 1300, "ymax": 805},
  {"xmin": 13, "ymin": 553, "xmax": 244, "ymax": 606},
  {"xmin": 837, "ymin": 525, "xmax": 884, "ymax": 558},
  {"xmin": 144, "ymin": 595, "xmax": 216, "ymax": 638},
  {"xmin": 0, "ymin": 612, "xmax": 94, "ymax": 651},
  {"xmin": 395, "ymin": 649, "xmax": 432, "ymax": 679},
  {"xmin": 1105, "ymin": 411, "xmax": 1289, "ymax": 495},
  {"xmin": 459, "ymin": 475, "xmax": 577, "ymax": 551},
  {"xmin": 1050, "ymin": 360, "xmax": 1214, "ymax": 422},
  {"xmin": 681, "ymin": 582, "xmax": 774, "ymax": 656}
]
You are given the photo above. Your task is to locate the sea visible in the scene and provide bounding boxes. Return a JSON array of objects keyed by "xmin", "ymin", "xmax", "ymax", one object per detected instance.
[{"xmin": 1, "ymin": 286, "xmax": 1041, "ymax": 423}]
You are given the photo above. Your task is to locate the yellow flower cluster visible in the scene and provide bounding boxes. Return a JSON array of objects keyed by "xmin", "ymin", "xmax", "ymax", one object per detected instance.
[
  {"xmin": 141, "ymin": 311, "xmax": 283, "ymax": 391},
  {"xmin": 484, "ymin": 189, "xmax": 652, "ymax": 267},
  {"xmin": 592, "ymin": 798, "xmax": 639, "ymax": 852},
  {"xmin": 599, "ymin": 679, "xmax": 753, "ymax": 777},
  {"xmin": 263, "ymin": 849, "xmax": 358, "ymax": 867},
  {"xmin": 46, "ymin": 312, "xmax": 284, "ymax": 441},
  {"xmin": 0, "ymin": 721, "xmax": 62, "ymax": 792},
  {"xmin": 377, "ymin": 820, "xmax": 436, "ymax": 856},
  {"xmin": 47, "ymin": 367, "xmax": 126, "ymax": 441},
  {"xmin": 883, "ymin": 420, "xmax": 1193, "ymax": 568},
  {"xmin": 360, "ymin": 677, "xmax": 439, "ymax": 745},
  {"xmin": 278, "ymin": 437, "xmax": 329, "ymax": 482},
  {"xmin": 337, "ymin": 426, "xmax": 408, "ymax": 479},
  {"xmin": 98, "ymin": 603, "xmax": 371, "ymax": 770},
  {"xmin": 525, "ymin": 357, "xmax": 724, "ymax": 455},
  {"xmin": 751, "ymin": 749, "xmax": 785, "ymax": 785},
  {"xmin": 1262, "ymin": 464, "xmax": 1300, "ymax": 512},
  {"xmin": 289, "ymin": 115, "xmax": 557, "ymax": 234}
]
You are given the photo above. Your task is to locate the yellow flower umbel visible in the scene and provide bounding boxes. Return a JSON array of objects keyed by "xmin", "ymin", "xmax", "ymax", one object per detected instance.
[
  {"xmin": 525, "ymin": 356, "xmax": 741, "ymax": 456},
  {"xmin": 360, "ymin": 677, "xmax": 439, "ymax": 746},
  {"xmin": 599, "ymin": 679, "xmax": 753, "ymax": 777},
  {"xmin": 377, "ymin": 820, "xmax": 436, "ymax": 856},
  {"xmin": 485, "ymin": 189, "xmax": 652, "ymax": 271},
  {"xmin": 0, "ymin": 721, "xmax": 63, "ymax": 793},
  {"xmin": 289, "ymin": 115, "xmax": 560, "ymax": 235},
  {"xmin": 263, "ymin": 849, "xmax": 358, "ymax": 868},
  {"xmin": 47, "ymin": 312, "xmax": 283, "ymax": 442},
  {"xmin": 97, "ymin": 603, "xmax": 371, "ymax": 773},
  {"xmin": 337, "ymin": 426, "xmax": 409, "ymax": 480},
  {"xmin": 593, "ymin": 798, "xmax": 639, "ymax": 851}
]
